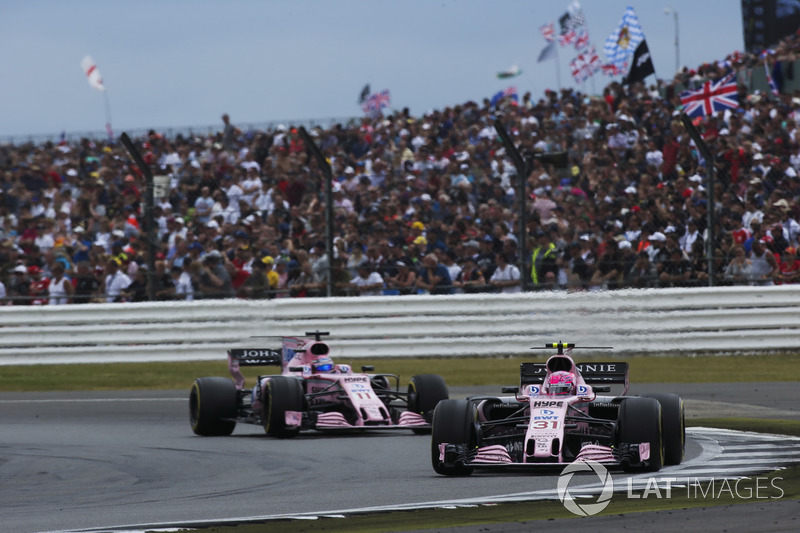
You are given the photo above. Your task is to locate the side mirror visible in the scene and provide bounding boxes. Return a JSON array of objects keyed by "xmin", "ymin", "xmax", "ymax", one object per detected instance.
[
  {"xmin": 501, "ymin": 386, "xmax": 519, "ymax": 394},
  {"xmin": 361, "ymin": 365, "xmax": 375, "ymax": 372},
  {"xmin": 593, "ymin": 386, "xmax": 611, "ymax": 393},
  {"xmin": 289, "ymin": 366, "xmax": 304, "ymax": 372}
]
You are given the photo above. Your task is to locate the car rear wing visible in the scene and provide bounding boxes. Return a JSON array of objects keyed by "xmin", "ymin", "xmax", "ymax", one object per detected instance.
[
  {"xmin": 521, "ymin": 362, "xmax": 630, "ymax": 394},
  {"xmin": 227, "ymin": 349, "xmax": 282, "ymax": 389},
  {"xmin": 229, "ymin": 348, "xmax": 283, "ymax": 366}
]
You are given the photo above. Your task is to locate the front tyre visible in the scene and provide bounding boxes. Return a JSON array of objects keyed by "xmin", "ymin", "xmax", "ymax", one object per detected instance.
[
  {"xmin": 618, "ymin": 397, "xmax": 664, "ymax": 472},
  {"xmin": 642, "ymin": 393, "xmax": 685, "ymax": 465},
  {"xmin": 189, "ymin": 377, "xmax": 237, "ymax": 436},
  {"xmin": 431, "ymin": 399, "xmax": 477, "ymax": 476},
  {"xmin": 263, "ymin": 376, "xmax": 305, "ymax": 438}
]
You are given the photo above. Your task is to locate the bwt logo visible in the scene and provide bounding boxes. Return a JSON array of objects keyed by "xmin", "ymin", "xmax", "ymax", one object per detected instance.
[{"xmin": 557, "ymin": 461, "xmax": 613, "ymax": 516}]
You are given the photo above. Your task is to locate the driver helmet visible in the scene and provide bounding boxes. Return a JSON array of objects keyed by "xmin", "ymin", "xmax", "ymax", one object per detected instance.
[
  {"xmin": 311, "ymin": 356, "xmax": 334, "ymax": 373},
  {"xmin": 546, "ymin": 371, "xmax": 576, "ymax": 396}
]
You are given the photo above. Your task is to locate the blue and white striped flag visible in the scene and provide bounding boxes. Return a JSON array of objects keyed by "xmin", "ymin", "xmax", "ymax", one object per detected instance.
[{"xmin": 604, "ymin": 6, "xmax": 644, "ymax": 71}]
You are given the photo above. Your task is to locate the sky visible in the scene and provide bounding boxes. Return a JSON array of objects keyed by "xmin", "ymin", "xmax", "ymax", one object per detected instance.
[{"xmin": 0, "ymin": 1, "xmax": 745, "ymax": 140}]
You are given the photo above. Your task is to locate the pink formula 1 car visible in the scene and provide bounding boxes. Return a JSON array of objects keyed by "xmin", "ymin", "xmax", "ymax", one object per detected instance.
[
  {"xmin": 190, "ymin": 331, "xmax": 449, "ymax": 438},
  {"xmin": 432, "ymin": 342, "xmax": 684, "ymax": 475}
]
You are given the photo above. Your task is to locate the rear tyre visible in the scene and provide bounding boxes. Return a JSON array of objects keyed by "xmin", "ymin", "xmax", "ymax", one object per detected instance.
[
  {"xmin": 642, "ymin": 393, "xmax": 685, "ymax": 465},
  {"xmin": 189, "ymin": 377, "xmax": 237, "ymax": 436},
  {"xmin": 409, "ymin": 374, "xmax": 450, "ymax": 416},
  {"xmin": 408, "ymin": 374, "xmax": 449, "ymax": 434},
  {"xmin": 618, "ymin": 397, "xmax": 663, "ymax": 471},
  {"xmin": 431, "ymin": 399, "xmax": 477, "ymax": 476},
  {"xmin": 263, "ymin": 376, "xmax": 305, "ymax": 438}
]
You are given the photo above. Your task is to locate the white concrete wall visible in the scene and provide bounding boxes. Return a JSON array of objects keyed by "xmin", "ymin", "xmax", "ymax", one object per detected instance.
[{"xmin": 2, "ymin": 285, "xmax": 799, "ymax": 365}]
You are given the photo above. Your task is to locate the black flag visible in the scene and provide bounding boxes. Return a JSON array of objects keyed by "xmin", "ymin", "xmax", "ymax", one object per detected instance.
[
  {"xmin": 623, "ymin": 39, "xmax": 655, "ymax": 85},
  {"xmin": 358, "ymin": 83, "xmax": 371, "ymax": 104}
]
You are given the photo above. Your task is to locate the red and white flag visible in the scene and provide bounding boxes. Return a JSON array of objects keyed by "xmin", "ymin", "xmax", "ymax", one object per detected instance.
[{"xmin": 81, "ymin": 55, "xmax": 105, "ymax": 91}]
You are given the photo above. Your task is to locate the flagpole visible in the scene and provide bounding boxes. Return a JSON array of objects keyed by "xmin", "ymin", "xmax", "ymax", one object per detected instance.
[
  {"xmin": 554, "ymin": 44, "xmax": 562, "ymax": 91},
  {"xmin": 103, "ymin": 90, "xmax": 113, "ymax": 142}
]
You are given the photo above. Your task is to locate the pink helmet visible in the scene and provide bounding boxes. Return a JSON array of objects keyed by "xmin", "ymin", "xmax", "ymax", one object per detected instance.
[{"xmin": 546, "ymin": 371, "xmax": 576, "ymax": 396}]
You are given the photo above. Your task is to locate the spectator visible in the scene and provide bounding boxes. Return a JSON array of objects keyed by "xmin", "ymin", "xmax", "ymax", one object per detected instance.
[
  {"xmin": 530, "ymin": 230, "xmax": 557, "ymax": 290},
  {"xmin": 589, "ymin": 241, "xmax": 624, "ymax": 291},
  {"xmin": 439, "ymin": 249, "xmax": 462, "ymax": 285},
  {"xmin": 197, "ymin": 250, "xmax": 234, "ymax": 298},
  {"xmin": 7, "ymin": 264, "xmax": 30, "ymax": 304},
  {"xmin": 778, "ymin": 247, "xmax": 800, "ymax": 284},
  {"xmin": 415, "ymin": 253, "xmax": 452, "ymax": 295},
  {"xmin": 102, "ymin": 258, "xmax": 132, "ymax": 303},
  {"xmin": 453, "ymin": 256, "xmax": 486, "ymax": 294},
  {"xmin": 658, "ymin": 247, "xmax": 693, "ymax": 288},
  {"xmin": 748, "ymin": 239, "xmax": 779, "ymax": 286},
  {"xmin": 724, "ymin": 244, "xmax": 752, "ymax": 285},
  {"xmin": 489, "ymin": 252, "xmax": 521, "ymax": 293},
  {"xmin": 564, "ymin": 241, "xmax": 592, "ymax": 290},
  {"xmin": 194, "ymin": 186, "xmax": 214, "ymax": 225},
  {"xmin": 27, "ymin": 266, "xmax": 49, "ymax": 305},
  {"xmin": 72, "ymin": 261, "xmax": 101, "ymax": 303},
  {"xmin": 239, "ymin": 258, "xmax": 271, "ymax": 299},
  {"xmin": 153, "ymin": 260, "xmax": 177, "ymax": 300},
  {"xmin": 171, "ymin": 263, "xmax": 194, "ymax": 301},
  {"xmin": 349, "ymin": 263, "xmax": 384, "ymax": 296},
  {"xmin": 384, "ymin": 261, "xmax": 417, "ymax": 295},
  {"xmin": 121, "ymin": 268, "xmax": 149, "ymax": 302},
  {"xmin": 289, "ymin": 261, "xmax": 323, "ymax": 297},
  {"xmin": 47, "ymin": 262, "xmax": 73, "ymax": 305},
  {"xmin": 221, "ymin": 113, "xmax": 241, "ymax": 153},
  {"xmin": 626, "ymin": 251, "xmax": 657, "ymax": 288}
]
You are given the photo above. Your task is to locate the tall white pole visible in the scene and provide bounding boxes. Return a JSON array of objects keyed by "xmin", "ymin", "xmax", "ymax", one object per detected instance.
[{"xmin": 665, "ymin": 7, "xmax": 680, "ymax": 74}]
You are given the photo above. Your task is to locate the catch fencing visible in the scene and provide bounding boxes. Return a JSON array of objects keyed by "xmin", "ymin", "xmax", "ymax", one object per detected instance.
[{"xmin": 1, "ymin": 285, "xmax": 798, "ymax": 365}]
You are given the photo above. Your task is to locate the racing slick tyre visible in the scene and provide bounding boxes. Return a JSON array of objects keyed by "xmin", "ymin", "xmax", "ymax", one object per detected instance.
[
  {"xmin": 642, "ymin": 393, "xmax": 685, "ymax": 465},
  {"xmin": 617, "ymin": 397, "xmax": 664, "ymax": 472},
  {"xmin": 408, "ymin": 374, "xmax": 449, "ymax": 434},
  {"xmin": 189, "ymin": 377, "xmax": 237, "ymax": 436},
  {"xmin": 431, "ymin": 399, "xmax": 477, "ymax": 476},
  {"xmin": 264, "ymin": 376, "xmax": 305, "ymax": 438}
]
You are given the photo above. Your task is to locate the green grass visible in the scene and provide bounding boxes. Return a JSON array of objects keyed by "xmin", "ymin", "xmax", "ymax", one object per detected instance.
[{"xmin": 2, "ymin": 353, "xmax": 800, "ymax": 392}]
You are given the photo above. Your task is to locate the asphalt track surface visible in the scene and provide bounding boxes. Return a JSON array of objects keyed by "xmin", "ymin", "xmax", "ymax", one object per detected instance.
[{"xmin": 1, "ymin": 382, "xmax": 798, "ymax": 533}]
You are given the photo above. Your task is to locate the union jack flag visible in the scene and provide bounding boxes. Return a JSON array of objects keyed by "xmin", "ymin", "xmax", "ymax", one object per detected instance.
[
  {"xmin": 362, "ymin": 89, "xmax": 391, "ymax": 114},
  {"xmin": 490, "ymin": 86, "xmax": 518, "ymax": 107},
  {"xmin": 602, "ymin": 62, "xmax": 625, "ymax": 76},
  {"xmin": 540, "ymin": 22, "xmax": 556, "ymax": 43},
  {"xmin": 570, "ymin": 47, "xmax": 601, "ymax": 83},
  {"xmin": 765, "ymin": 59, "xmax": 779, "ymax": 96},
  {"xmin": 560, "ymin": 29, "xmax": 577, "ymax": 47},
  {"xmin": 679, "ymin": 75, "xmax": 739, "ymax": 118},
  {"xmin": 726, "ymin": 51, "xmax": 744, "ymax": 64},
  {"xmin": 574, "ymin": 28, "xmax": 590, "ymax": 51}
]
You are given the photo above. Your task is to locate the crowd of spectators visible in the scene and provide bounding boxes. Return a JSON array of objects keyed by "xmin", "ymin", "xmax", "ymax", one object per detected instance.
[{"xmin": 3, "ymin": 34, "xmax": 800, "ymax": 304}]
